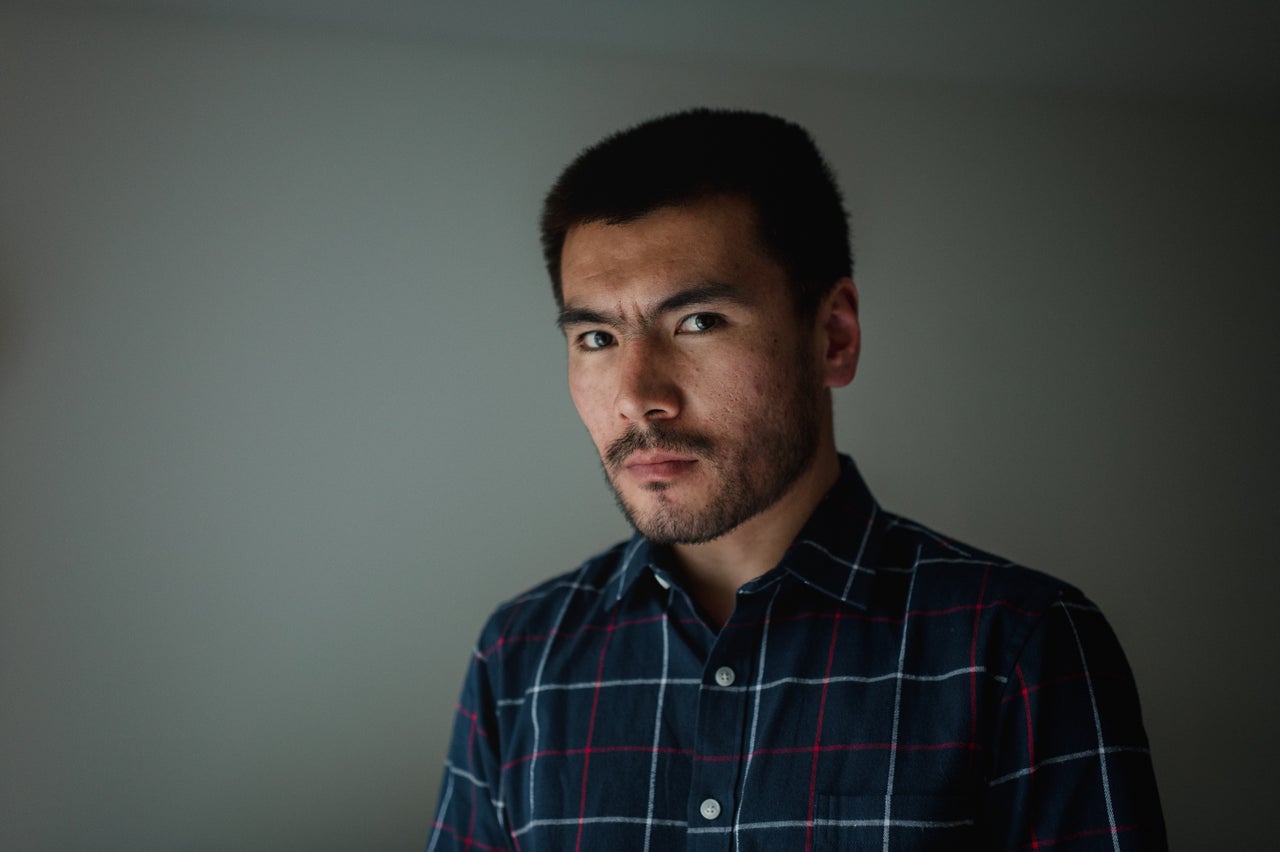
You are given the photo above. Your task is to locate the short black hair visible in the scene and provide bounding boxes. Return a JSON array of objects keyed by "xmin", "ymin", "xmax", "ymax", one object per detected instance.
[{"xmin": 540, "ymin": 108, "xmax": 852, "ymax": 314}]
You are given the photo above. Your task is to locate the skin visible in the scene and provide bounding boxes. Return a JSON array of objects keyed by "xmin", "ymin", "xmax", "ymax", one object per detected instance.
[{"xmin": 558, "ymin": 194, "xmax": 861, "ymax": 627}]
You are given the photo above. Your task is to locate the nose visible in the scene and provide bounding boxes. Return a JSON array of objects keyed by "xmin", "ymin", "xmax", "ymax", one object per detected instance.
[{"xmin": 614, "ymin": 339, "xmax": 680, "ymax": 423}]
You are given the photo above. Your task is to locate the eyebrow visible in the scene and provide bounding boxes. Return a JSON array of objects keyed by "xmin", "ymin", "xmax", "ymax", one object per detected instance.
[{"xmin": 556, "ymin": 281, "xmax": 746, "ymax": 332}]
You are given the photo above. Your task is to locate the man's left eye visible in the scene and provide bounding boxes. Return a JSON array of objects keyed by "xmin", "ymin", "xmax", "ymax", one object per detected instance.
[{"xmin": 677, "ymin": 313, "xmax": 721, "ymax": 333}]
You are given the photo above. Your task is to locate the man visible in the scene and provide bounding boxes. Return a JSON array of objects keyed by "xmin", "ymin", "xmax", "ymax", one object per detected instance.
[{"xmin": 428, "ymin": 109, "xmax": 1166, "ymax": 851}]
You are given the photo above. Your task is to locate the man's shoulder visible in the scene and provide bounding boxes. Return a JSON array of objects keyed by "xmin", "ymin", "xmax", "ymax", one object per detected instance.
[
  {"xmin": 472, "ymin": 538, "xmax": 638, "ymax": 654},
  {"xmin": 872, "ymin": 509, "xmax": 1087, "ymax": 615}
]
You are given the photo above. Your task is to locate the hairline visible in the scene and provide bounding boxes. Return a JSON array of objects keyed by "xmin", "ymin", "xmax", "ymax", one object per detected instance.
[{"xmin": 551, "ymin": 191, "xmax": 833, "ymax": 318}]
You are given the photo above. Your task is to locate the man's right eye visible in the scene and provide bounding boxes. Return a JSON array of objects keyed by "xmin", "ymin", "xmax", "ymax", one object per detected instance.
[{"xmin": 578, "ymin": 330, "xmax": 615, "ymax": 350}]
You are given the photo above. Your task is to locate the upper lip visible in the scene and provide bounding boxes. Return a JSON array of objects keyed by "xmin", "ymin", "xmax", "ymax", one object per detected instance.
[{"xmin": 624, "ymin": 451, "xmax": 698, "ymax": 468}]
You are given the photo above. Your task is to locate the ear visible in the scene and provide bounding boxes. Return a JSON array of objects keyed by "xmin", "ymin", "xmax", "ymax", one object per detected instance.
[{"xmin": 817, "ymin": 277, "xmax": 860, "ymax": 388}]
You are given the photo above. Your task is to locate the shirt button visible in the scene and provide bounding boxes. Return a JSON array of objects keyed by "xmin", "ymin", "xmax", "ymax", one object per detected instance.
[
  {"xmin": 714, "ymin": 666, "xmax": 736, "ymax": 687},
  {"xmin": 699, "ymin": 798, "xmax": 722, "ymax": 820}
]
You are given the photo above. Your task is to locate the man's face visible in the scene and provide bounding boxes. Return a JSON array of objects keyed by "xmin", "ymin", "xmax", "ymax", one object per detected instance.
[{"xmin": 558, "ymin": 195, "xmax": 828, "ymax": 545}]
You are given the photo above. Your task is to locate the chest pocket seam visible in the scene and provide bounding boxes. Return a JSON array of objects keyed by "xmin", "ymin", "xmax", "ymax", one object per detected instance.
[{"xmin": 814, "ymin": 794, "xmax": 977, "ymax": 851}]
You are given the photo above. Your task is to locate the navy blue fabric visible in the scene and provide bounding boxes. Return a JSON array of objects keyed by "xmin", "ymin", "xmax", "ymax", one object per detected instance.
[{"xmin": 428, "ymin": 457, "xmax": 1166, "ymax": 851}]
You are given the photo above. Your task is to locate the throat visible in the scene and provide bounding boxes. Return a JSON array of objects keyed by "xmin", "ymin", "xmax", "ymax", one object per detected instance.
[
  {"xmin": 668, "ymin": 522, "xmax": 792, "ymax": 629},
  {"xmin": 678, "ymin": 569, "xmax": 742, "ymax": 631}
]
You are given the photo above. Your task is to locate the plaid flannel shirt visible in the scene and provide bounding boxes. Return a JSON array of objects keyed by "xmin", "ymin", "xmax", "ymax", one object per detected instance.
[{"xmin": 428, "ymin": 457, "xmax": 1166, "ymax": 851}]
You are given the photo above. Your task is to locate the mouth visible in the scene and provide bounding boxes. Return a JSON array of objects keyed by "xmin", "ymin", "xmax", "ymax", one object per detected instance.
[{"xmin": 622, "ymin": 452, "xmax": 700, "ymax": 482}]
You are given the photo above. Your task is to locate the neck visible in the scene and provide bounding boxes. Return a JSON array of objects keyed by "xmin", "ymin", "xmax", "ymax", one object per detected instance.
[{"xmin": 671, "ymin": 441, "xmax": 842, "ymax": 628}]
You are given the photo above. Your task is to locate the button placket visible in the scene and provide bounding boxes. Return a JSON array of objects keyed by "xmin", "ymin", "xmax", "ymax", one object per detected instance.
[{"xmin": 688, "ymin": 597, "xmax": 767, "ymax": 850}]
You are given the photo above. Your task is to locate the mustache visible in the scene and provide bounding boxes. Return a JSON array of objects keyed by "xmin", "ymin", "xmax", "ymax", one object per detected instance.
[{"xmin": 604, "ymin": 425, "xmax": 716, "ymax": 470}]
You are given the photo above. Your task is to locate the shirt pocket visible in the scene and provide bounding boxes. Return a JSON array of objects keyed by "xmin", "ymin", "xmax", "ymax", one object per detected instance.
[{"xmin": 815, "ymin": 793, "xmax": 977, "ymax": 851}]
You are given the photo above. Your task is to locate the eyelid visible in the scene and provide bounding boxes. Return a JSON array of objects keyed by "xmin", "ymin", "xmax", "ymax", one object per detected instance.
[
  {"xmin": 574, "ymin": 329, "xmax": 615, "ymax": 351},
  {"xmin": 676, "ymin": 312, "xmax": 723, "ymax": 332}
]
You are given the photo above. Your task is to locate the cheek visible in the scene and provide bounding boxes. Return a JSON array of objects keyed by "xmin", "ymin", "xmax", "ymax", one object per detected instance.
[
  {"xmin": 720, "ymin": 356, "xmax": 776, "ymax": 404},
  {"xmin": 568, "ymin": 374, "xmax": 613, "ymax": 446}
]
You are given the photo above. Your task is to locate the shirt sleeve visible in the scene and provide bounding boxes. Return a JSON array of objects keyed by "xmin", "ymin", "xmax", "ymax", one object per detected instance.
[
  {"xmin": 984, "ymin": 593, "xmax": 1168, "ymax": 850},
  {"xmin": 426, "ymin": 640, "xmax": 512, "ymax": 852}
]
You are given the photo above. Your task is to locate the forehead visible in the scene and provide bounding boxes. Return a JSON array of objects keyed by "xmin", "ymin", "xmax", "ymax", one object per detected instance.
[{"xmin": 559, "ymin": 195, "xmax": 783, "ymax": 306}]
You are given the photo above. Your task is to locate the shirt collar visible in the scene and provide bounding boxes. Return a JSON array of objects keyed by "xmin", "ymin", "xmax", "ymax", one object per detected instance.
[
  {"xmin": 612, "ymin": 455, "xmax": 881, "ymax": 610},
  {"xmin": 773, "ymin": 454, "xmax": 880, "ymax": 610}
]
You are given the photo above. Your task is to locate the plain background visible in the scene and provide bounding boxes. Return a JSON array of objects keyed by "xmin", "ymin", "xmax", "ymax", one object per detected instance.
[{"xmin": 2, "ymin": 3, "xmax": 1278, "ymax": 849}]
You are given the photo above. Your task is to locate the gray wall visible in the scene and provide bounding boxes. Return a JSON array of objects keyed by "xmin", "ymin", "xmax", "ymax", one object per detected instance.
[{"xmin": 2, "ymin": 6, "xmax": 1276, "ymax": 849}]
